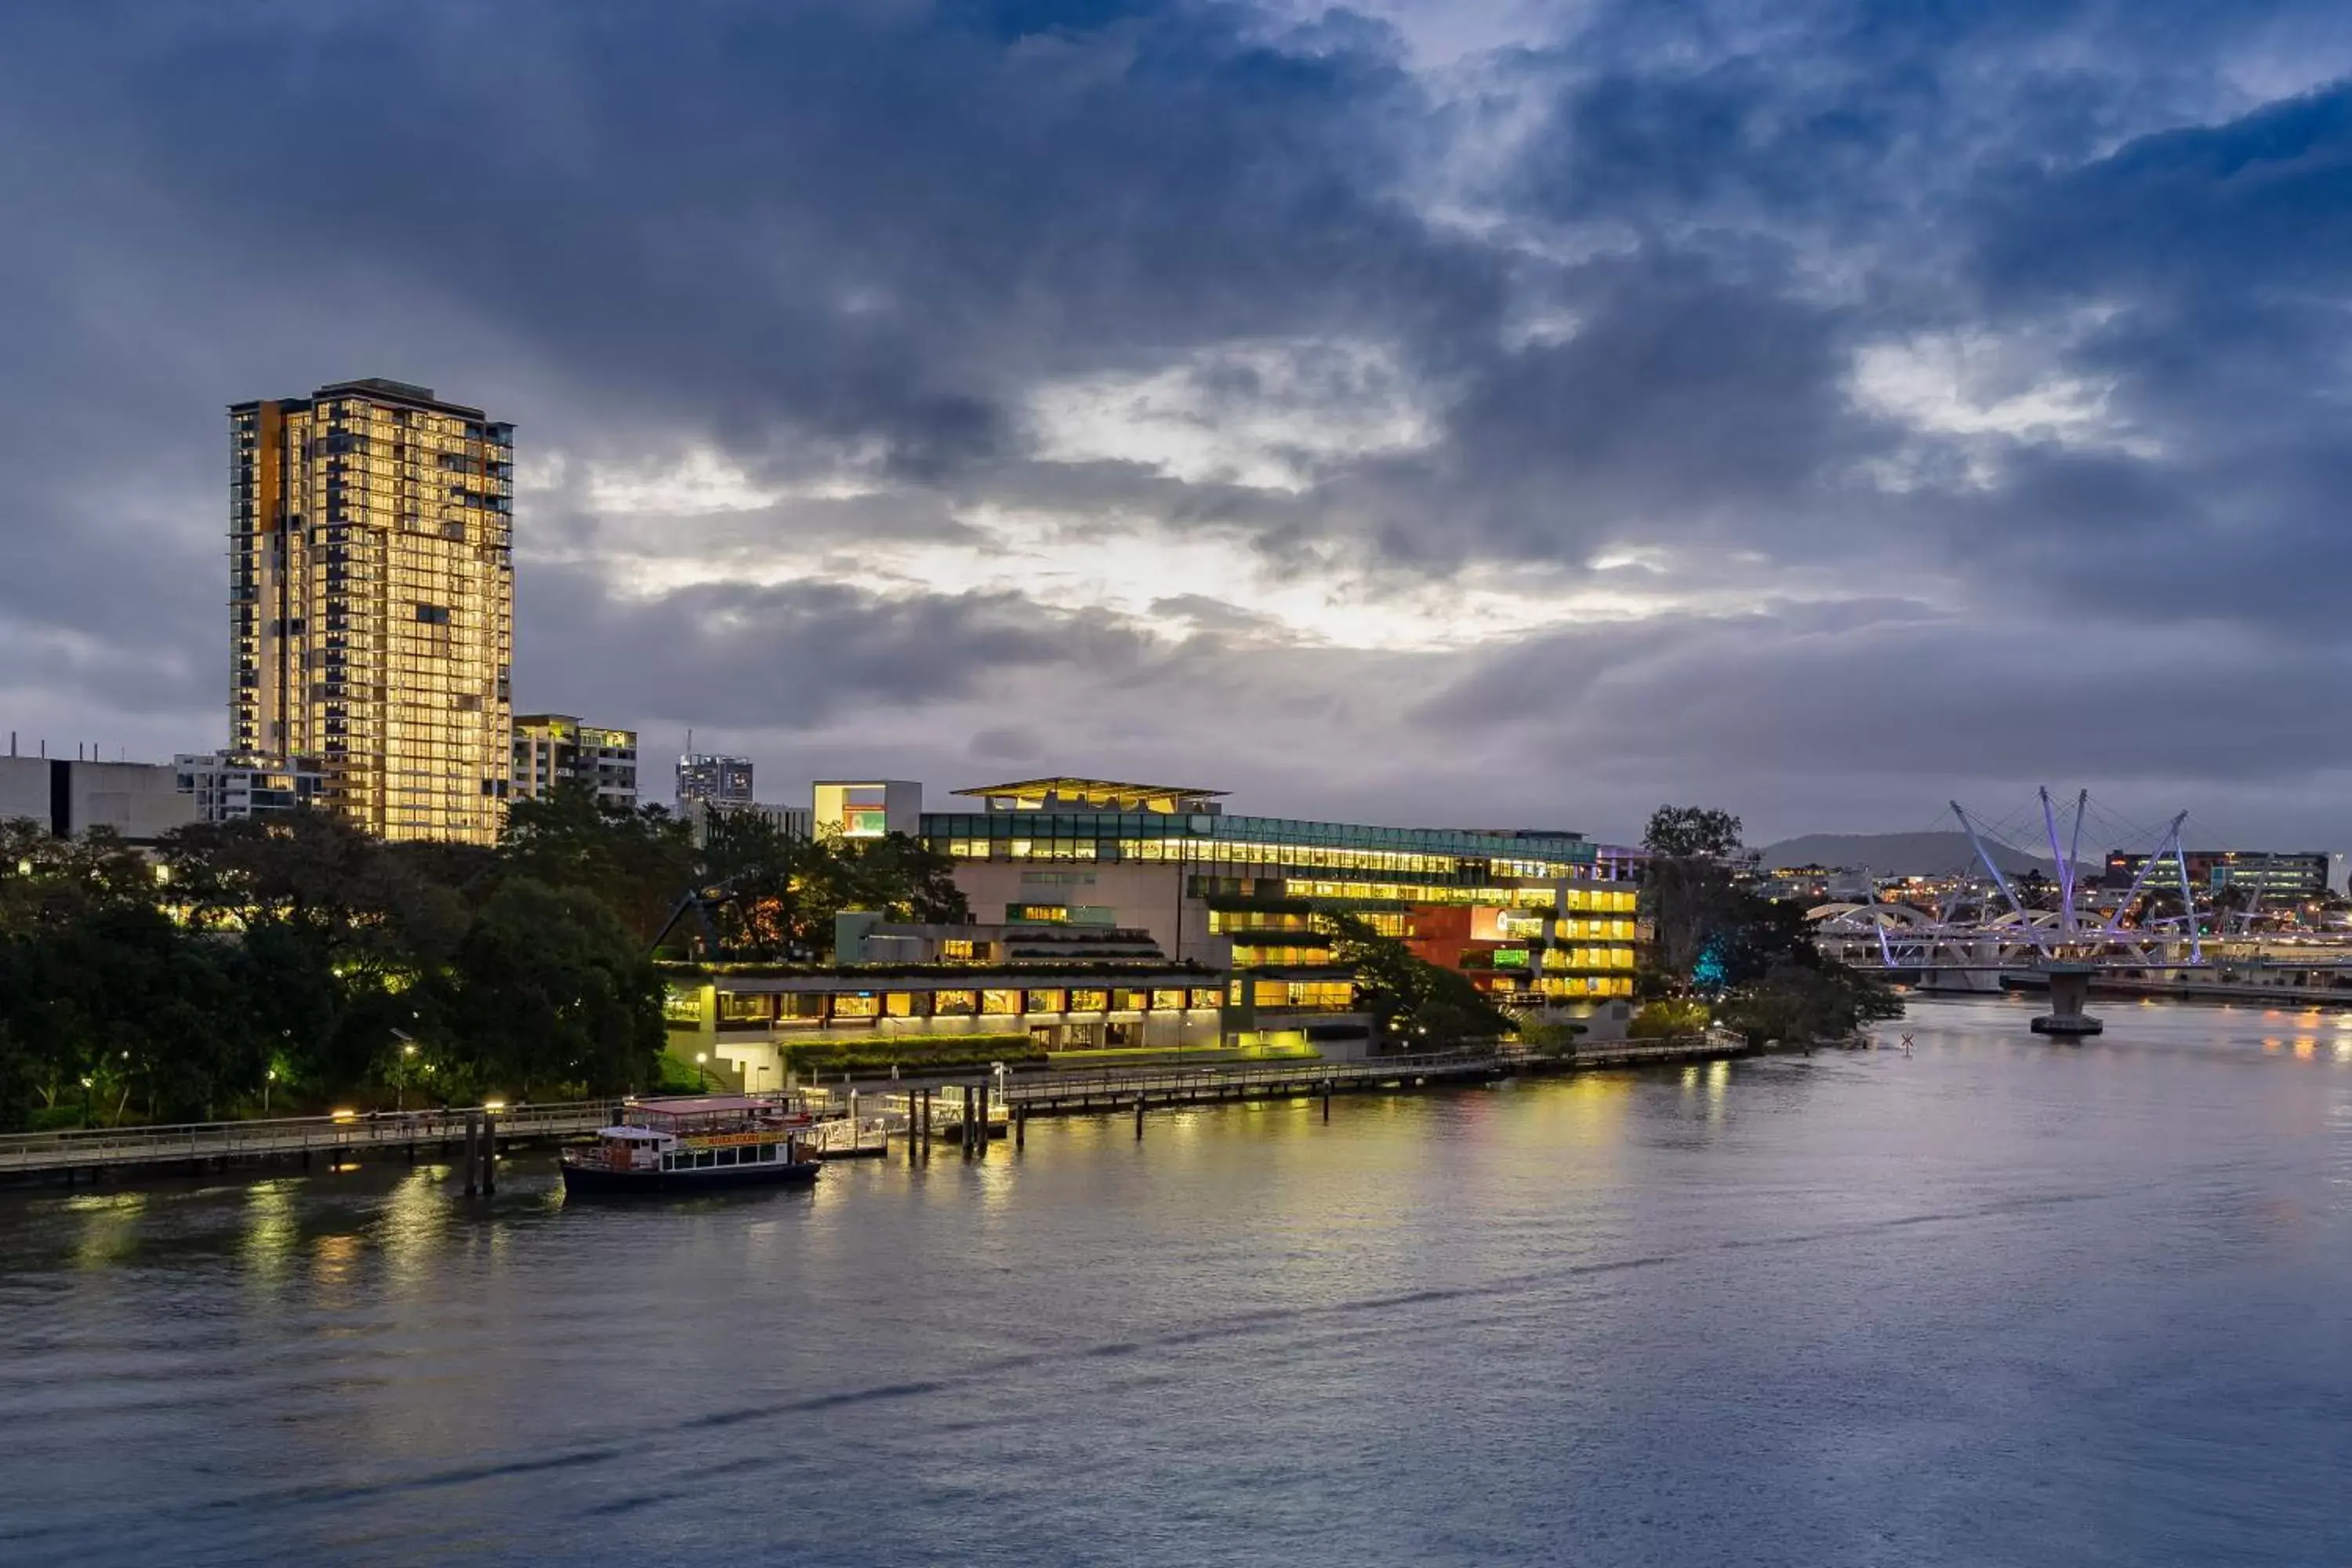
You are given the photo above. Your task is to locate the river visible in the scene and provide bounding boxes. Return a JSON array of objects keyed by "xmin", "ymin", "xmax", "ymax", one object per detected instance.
[{"xmin": 2, "ymin": 993, "xmax": 2348, "ymax": 1566}]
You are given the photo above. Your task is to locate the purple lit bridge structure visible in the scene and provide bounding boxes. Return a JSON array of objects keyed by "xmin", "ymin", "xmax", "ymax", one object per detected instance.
[{"xmin": 1800, "ymin": 788, "xmax": 2344, "ymax": 992}]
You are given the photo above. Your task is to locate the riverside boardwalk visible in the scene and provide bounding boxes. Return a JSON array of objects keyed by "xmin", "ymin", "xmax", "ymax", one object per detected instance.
[
  {"xmin": 849, "ymin": 1030, "xmax": 1758, "ymax": 1152},
  {"xmin": 0, "ymin": 1098, "xmax": 892, "ymax": 1184},
  {"xmin": 1, "ymin": 1032, "xmax": 1755, "ymax": 1184}
]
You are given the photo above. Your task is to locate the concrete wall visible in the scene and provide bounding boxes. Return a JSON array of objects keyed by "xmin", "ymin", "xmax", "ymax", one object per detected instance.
[
  {"xmin": 65, "ymin": 760, "xmax": 198, "ymax": 841},
  {"xmin": 0, "ymin": 757, "xmax": 48, "ymax": 828},
  {"xmin": 949, "ymin": 859, "xmax": 1227, "ymax": 964},
  {"xmin": 0, "ymin": 757, "xmax": 196, "ymax": 842}
]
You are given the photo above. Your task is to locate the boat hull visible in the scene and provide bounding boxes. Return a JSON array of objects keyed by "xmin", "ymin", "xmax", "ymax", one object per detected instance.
[{"xmin": 560, "ymin": 1159, "xmax": 822, "ymax": 1196}]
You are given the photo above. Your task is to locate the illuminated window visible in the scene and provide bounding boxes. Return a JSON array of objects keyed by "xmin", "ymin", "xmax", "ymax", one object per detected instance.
[
  {"xmin": 935, "ymin": 989, "xmax": 977, "ymax": 1015},
  {"xmin": 1069, "ymin": 989, "xmax": 1109, "ymax": 1012},
  {"xmin": 981, "ymin": 989, "xmax": 1020, "ymax": 1015},
  {"xmin": 718, "ymin": 992, "xmax": 770, "ymax": 1022},
  {"xmin": 942, "ymin": 938, "xmax": 976, "ymax": 960},
  {"xmin": 884, "ymin": 992, "xmax": 916, "ymax": 1017},
  {"xmin": 1150, "ymin": 988, "xmax": 1185, "ymax": 1011},
  {"xmin": 1024, "ymin": 989, "xmax": 1067, "ymax": 1014},
  {"xmin": 832, "ymin": 993, "xmax": 880, "ymax": 1021}
]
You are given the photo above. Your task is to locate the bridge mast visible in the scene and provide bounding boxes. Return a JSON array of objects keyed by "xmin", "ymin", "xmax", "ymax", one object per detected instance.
[
  {"xmin": 1951, "ymin": 801, "xmax": 2036, "ymax": 942},
  {"xmin": 2039, "ymin": 787, "xmax": 2079, "ymax": 940},
  {"xmin": 2176, "ymin": 838, "xmax": 2203, "ymax": 964},
  {"xmin": 2067, "ymin": 789, "xmax": 2088, "ymax": 935}
]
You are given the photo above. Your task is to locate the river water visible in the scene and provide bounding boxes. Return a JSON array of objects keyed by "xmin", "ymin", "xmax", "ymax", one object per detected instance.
[{"xmin": 2, "ymin": 993, "xmax": 2348, "ymax": 1566}]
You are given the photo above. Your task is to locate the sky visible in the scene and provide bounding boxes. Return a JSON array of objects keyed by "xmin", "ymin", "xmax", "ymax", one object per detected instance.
[{"xmin": 2, "ymin": 0, "xmax": 2350, "ymax": 851}]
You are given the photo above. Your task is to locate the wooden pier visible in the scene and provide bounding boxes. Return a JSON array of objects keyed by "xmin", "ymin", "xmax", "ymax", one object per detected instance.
[{"xmin": 841, "ymin": 1031, "xmax": 1755, "ymax": 1148}]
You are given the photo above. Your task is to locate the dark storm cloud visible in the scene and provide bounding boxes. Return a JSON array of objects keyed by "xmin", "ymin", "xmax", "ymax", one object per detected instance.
[
  {"xmin": 0, "ymin": 0, "xmax": 1497, "ymax": 466},
  {"xmin": 517, "ymin": 567, "xmax": 1152, "ymax": 731},
  {"xmin": 2, "ymin": 0, "xmax": 2350, "ymax": 838}
]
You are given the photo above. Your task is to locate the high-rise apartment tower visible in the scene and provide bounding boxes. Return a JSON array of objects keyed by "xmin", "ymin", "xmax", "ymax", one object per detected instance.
[
  {"xmin": 230, "ymin": 379, "xmax": 514, "ymax": 843},
  {"xmin": 677, "ymin": 753, "xmax": 754, "ymax": 811},
  {"xmin": 513, "ymin": 714, "xmax": 639, "ymax": 811}
]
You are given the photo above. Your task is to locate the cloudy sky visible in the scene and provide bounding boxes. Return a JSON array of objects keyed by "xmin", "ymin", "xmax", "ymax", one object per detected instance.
[{"xmin": 2, "ymin": 0, "xmax": 2349, "ymax": 848}]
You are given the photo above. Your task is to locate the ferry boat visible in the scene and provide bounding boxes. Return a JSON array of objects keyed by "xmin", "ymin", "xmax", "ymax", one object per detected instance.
[{"xmin": 560, "ymin": 1094, "xmax": 822, "ymax": 1196}]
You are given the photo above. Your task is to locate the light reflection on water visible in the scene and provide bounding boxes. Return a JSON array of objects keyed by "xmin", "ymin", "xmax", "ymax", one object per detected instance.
[{"xmin": 0, "ymin": 993, "xmax": 2349, "ymax": 1567}]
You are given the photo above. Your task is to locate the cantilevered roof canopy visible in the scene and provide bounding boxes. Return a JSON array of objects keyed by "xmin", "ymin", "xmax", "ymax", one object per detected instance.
[{"xmin": 953, "ymin": 778, "xmax": 1227, "ymax": 813}]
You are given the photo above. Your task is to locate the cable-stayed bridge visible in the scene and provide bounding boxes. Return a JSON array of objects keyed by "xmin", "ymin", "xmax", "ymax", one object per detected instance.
[{"xmin": 1806, "ymin": 789, "xmax": 2352, "ymax": 989}]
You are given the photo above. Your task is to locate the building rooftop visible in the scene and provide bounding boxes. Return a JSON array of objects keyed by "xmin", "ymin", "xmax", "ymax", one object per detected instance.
[
  {"xmin": 229, "ymin": 378, "xmax": 492, "ymax": 422},
  {"xmin": 954, "ymin": 778, "xmax": 1228, "ymax": 812}
]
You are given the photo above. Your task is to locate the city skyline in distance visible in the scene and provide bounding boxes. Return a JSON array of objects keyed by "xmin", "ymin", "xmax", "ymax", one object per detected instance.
[{"xmin": 2, "ymin": 2, "xmax": 2349, "ymax": 848}]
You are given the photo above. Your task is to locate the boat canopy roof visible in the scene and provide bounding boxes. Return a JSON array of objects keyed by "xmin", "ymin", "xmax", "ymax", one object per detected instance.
[
  {"xmin": 596, "ymin": 1126, "xmax": 675, "ymax": 1142},
  {"xmin": 630, "ymin": 1095, "xmax": 771, "ymax": 1119}
]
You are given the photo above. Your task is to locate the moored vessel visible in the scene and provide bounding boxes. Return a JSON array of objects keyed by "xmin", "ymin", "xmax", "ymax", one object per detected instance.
[{"xmin": 561, "ymin": 1094, "xmax": 822, "ymax": 1196}]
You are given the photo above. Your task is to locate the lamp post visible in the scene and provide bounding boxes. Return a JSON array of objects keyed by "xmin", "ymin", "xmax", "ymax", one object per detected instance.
[
  {"xmin": 263, "ymin": 1068, "xmax": 275, "ymax": 1116},
  {"xmin": 391, "ymin": 1027, "xmax": 419, "ymax": 1112},
  {"xmin": 695, "ymin": 1051, "xmax": 710, "ymax": 1091}
]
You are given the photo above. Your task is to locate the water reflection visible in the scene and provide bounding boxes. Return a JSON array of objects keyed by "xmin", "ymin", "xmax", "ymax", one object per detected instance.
[{"xmin": 2, "ymin": 995, "xmax": 2349, "ymax": 1568}]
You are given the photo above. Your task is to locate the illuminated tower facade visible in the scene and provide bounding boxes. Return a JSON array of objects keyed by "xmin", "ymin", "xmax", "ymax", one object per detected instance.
[{"xmin": 229, "ymin": 379, "xmax": 514, "ymax": 843}]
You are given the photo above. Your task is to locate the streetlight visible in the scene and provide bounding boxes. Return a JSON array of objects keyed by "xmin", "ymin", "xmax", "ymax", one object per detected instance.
[
  {"xmin": 264, "ymin": 1067, "xmax": 277, "ymax": 1115},
  {"xmin": 695, "ymin": 1051, "xmax": 710, "ymax": 1091}
]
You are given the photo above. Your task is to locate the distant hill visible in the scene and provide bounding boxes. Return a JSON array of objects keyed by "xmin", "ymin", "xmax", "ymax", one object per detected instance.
[{"xmin": 1755, "ymin": 831, "xmax": 2078, "ymax": 880}]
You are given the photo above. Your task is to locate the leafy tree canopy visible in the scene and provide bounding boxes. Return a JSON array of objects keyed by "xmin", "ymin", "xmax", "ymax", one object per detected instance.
[{"xmin": 1642, "ymin": 805, "xmax": 1744, "ymax": 860}]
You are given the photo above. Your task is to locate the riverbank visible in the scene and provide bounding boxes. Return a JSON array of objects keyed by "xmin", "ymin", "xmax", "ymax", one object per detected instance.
[{"xmin": 0, "ymin": 1033, "xmax": 1757, "ymax": 1189}]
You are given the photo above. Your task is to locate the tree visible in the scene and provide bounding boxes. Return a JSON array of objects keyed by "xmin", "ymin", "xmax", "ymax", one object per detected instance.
[
  {"xmin": 679, "ymin": 823, "xmax": 974, "ymax": 962},
  {"xmin": 1628, "ymin": 999, "xmax": 1711, "ymax": 1039},
  {"xmin": 440, "ymin": 877, "xmax": 666, "ymax": 1099},
  {"xmin": 1719, "ymin": 961, "xmax": 1905, "ymax": 1044},
  {"xmin": 497, "ymin": 785, "xmax": 699, "ymax": 947},
  {"xmin": 1642, "ymin": 805, "xmax": 1744, "ymax": 861},
  {"xmin": 1637, "ymin": 800, "xmax": 1904, "ymax": 1043},
  {"xmin": 1325, "ymin": 913, "xmax": 1514, "ymax": 1049}
]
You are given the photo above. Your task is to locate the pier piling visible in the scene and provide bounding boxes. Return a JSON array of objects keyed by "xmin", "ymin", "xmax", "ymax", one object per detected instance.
[
  {"xmin": 1134, "ymin": 1095, "xmax": 1145, "ymax": 1139},
  {"xmin": 481, "ymin": 1112, "xmax": 497, "ymax": 1195},
  {"xmin": 462, "ymin": 1112, "xmax": 479, "ymax": 1196}
]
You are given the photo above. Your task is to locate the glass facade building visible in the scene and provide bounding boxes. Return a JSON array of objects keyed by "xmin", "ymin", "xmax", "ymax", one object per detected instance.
[
  {"xmin": 924, "ymin": 778, "xmax": 1639, "ymax": 1002},
  {"xmin": 677, "ymin": 753, "xmax": 755, "ymax": 811},
  {"xmin": 230, "ymin": 379, "xmax": 514, "ymax": 843},
  {"xmin": 925, "ymin": 804, "xmax": 1606, "ymax": 906}
]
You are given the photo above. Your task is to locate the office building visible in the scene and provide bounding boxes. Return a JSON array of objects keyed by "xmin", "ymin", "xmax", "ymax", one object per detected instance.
[
  {"xmin": 230, "ymin": 379, "xmax": 514, "ymax": 844},
  {"xmin": 660, "ymin": 771, "xmax": 1645, "ymax": 1080},
  {"xmin": 921, "ymin": 776, "xmax": 1641, "ymax": 1019},
  {"xmin": 2103, "ymin": 849, "xmax": 2337, "ymax": 901},
  {"xmin": 1, "ymin": 756, "xmax": 196, "ymax": 844},
  {"xmin": 173, "ymin": 751, "xmax": 328, "ymax": 823},
  {"xmin": 813, "ymin": 779, "xmax": 921, "ymax": 837},
  {"xmin": 677, "ymin": 753, "xmax": 753, "ymax": 811},
  {"xmin": 512, "ymin": 715, "xmax": 638, "ymax": 811}
]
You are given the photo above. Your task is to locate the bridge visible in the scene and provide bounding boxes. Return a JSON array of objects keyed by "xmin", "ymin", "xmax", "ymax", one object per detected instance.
[
  {"xmin": 0, "ymin": 1098, "xmax": 891, "ymax": 1181},
  {"xmin": 1802, "ymin": 786, "xmax": 2352, "ymax": 1025}
]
